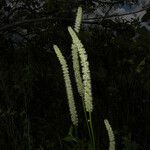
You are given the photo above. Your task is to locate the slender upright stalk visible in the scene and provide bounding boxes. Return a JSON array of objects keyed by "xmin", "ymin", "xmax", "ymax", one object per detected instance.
[
  {"xmin": 81, "ymin": 97, "xmax": 92, "ymax": 142},
  {"xmin": 68, "ymin": 26, "xmax": 95, "ymax": 149},
  {"xmin": 89, "ymin": 112, "xmax": 95, "ymax": 150}
]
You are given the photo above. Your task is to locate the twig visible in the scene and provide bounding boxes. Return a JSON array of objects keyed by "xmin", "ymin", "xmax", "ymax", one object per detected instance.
[
  {"xmin": 83, "ymin": 7, "xmax": 147, "ymax": 20},
  {"xmin": 0, "ymin": 17, "xmax": 74, "ymax": 32},
  {"xmin": 93, "ymin": 0, "xmax": 125, "ymax": 5}
]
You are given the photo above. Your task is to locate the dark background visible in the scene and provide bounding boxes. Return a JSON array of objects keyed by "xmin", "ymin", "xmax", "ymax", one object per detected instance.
[{"xmin": 0, "ymin": 0, "xmax": 150, "ymax": 149}]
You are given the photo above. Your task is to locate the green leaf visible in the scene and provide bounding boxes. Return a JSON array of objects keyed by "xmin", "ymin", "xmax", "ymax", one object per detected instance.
[
  {"xmin": 63, "ymin": 126, "xmax": 78, "ymax": 143},
  {"xmin": 63, "ymin": 135, "xmax": 77, "ymax": 143}
]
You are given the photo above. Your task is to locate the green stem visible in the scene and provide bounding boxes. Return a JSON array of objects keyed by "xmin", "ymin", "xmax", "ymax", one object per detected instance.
[
  {"xmin": 81, "ymin": 97, "xmax": 92, "ymax": 143},
  {"xmin": 89, "ymin": 112, "xmax": 95, "ymax": 150}
]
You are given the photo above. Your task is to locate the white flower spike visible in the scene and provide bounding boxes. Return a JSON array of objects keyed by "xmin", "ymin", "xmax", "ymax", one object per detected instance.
[
  {"xmin": 53, "ymin": 45, "xmax": 78, "ymax": 126},
  {"xmin": 68, "ymin": 27, "xmax": 93, "ymax": 112}
]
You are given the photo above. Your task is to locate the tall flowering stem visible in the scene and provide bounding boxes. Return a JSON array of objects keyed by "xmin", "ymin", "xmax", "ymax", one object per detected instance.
[
  {"xmin": 53, "ymin": 45, "xmax": 78, "ymax": 126},
  {"xmin": 68, "ymin": 26, "xmax": 95, "ymax": 149},
  {"xmin": 68, "ymin": 27, "xmax": 93, "ymax": 112}
]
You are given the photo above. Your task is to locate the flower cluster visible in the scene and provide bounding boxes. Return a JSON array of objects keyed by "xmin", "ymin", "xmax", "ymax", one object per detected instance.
[
  {"xmin": 74, "ymin": 6, "xmax": 82, "ymax": 33},
  {"xmin": 68, "ymin": 27, "xmax": 93, "ymax": 112},
  {"xmin": 53, "ymin": 45, "xmax": 78, "ymax": 126},
  {"xmin": 104, "ymin": 119, "xmax": 115, "ymax": 150}
]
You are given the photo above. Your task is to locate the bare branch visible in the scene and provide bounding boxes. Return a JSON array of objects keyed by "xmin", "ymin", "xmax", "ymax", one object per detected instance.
[
  {"xmin": 83, "ymin": 7, "xmax": 148, "ymax": 20},
  {"xmin": 93, "ymin": 0, "xmax": 125, "ymax": 5},
  {"xmin": 0, "ymin": 17, "xmax": 74, "ymax": 32},
  {"xmin": 0, "ymin": 7, "xmax": 148, "ymax": 32}
]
